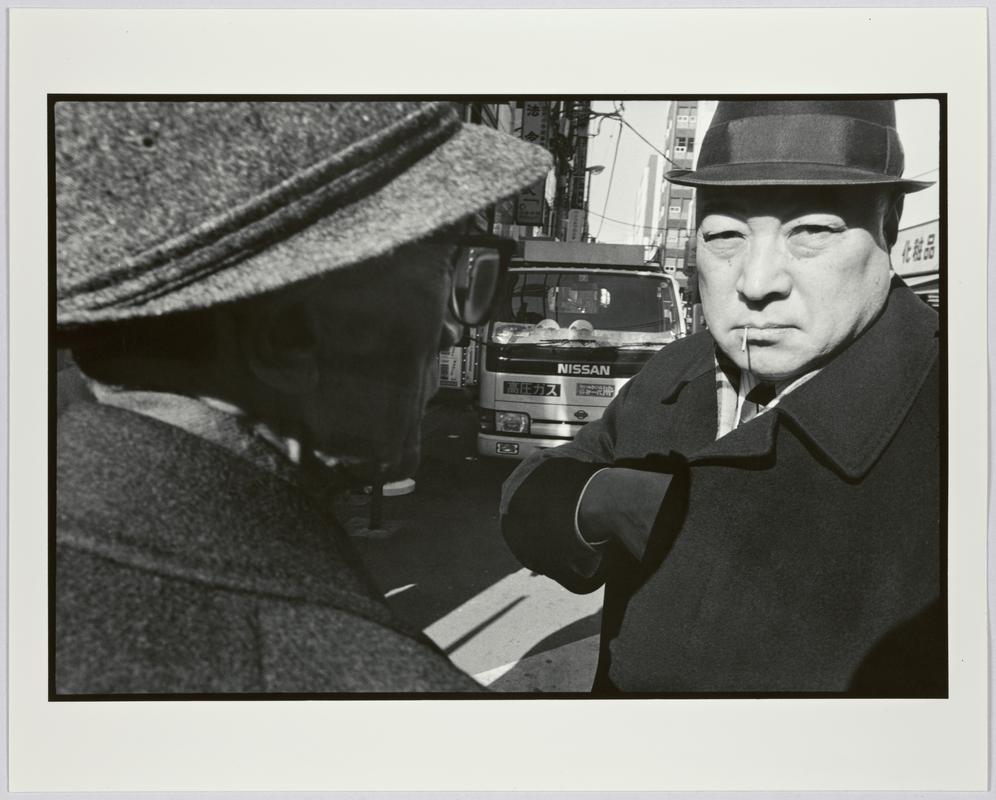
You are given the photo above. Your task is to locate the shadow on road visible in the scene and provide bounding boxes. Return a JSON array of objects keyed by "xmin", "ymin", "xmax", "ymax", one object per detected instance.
[
  {"xmin": 344, "ymin": 390, "xmax": 605, "ymax": 691},
  {"xmin": 486, "ymin": 609, "xmax": 603, "ymax": 692},
  {"xmin": 342, "ymin": 389, "xmax": 528, "ymax": 633}
]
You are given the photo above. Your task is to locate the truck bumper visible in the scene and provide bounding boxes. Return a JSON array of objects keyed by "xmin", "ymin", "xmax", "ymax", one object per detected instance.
[{"xmin": 477, "ymin": 433, "xmax": 571, "ymax": 460}]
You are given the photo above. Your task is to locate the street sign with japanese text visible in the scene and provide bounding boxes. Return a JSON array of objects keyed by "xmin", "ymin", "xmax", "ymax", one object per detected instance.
[
  {"xmin": 890, "ymin": 219, "xmax": 939, "ymax": 277},
  {"xmin": 516, "ymin": 178, "xmax": 545, "ymax": 226},
  {"xmin": 566, "ymin": 208, "xmax": 586, "ymax": 241},
  {"xmin": 520, "ymin": 101, "xmax": 552, "ymax": 151},
  {"xmin": 517, "ymin": 102, "xmax": 551, "ymax": 226}
]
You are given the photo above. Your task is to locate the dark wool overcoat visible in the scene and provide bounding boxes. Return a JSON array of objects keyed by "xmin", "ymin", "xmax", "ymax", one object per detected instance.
[
  {"xmin": 501, "ymin": 282, "xmax": 943, "ymax": 696},
  {"xmin": 56, "ymin": 403, "xmax": 480, "ymax": 694}
]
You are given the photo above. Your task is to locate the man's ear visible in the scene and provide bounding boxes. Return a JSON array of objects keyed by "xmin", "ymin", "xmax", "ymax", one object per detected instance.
[
  {"xmin": 883, "ymin": 192, "xmax": 905, "ymax": 250},
  {"xmin": 241, "ymin": 297, "xmax": 320, "ymax": 396}
]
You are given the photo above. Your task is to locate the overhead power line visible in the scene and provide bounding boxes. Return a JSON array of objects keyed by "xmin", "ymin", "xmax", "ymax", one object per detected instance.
[
  {"xmin": 594, "ymin": 119, "xmax": 624, "ymax": 240},
  {"xmin": 588, "ymin": 209, "xmax": 660, "ymax": 232},
  {"xmin": 588, "ymin": 107, "xmax": 678, "ymax": 169},
  {"xmin": 615, "ymin": 115, "xmax": 680, "ymax": 169}
]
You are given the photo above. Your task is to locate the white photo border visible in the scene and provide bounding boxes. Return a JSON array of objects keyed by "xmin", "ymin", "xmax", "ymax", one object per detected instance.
[{"xmin": 7, "ymin": 5, "xmax": 990, "ymax": 793}]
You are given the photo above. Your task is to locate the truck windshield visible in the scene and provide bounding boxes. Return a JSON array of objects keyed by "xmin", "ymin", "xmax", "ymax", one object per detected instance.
[{"xmin": 489, "ymin": 271, "xmax": 680, "ymax": 348}]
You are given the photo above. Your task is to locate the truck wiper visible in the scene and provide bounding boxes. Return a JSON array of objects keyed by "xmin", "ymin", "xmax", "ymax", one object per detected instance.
[{"xmin": 523, "ymin": 339, "xmax": 604, "ymax": 346}]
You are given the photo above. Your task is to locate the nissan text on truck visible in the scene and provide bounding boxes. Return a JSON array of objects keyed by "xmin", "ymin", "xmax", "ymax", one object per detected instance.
[{"xmin": 477, "ymin": 240, "xmax": 686, "ymax": 459}]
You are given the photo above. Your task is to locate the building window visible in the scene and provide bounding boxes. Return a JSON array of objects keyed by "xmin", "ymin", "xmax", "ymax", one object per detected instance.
[
  {"xmin": 669, "ymin": 205, "xmax": 682, "ymax": 217},
  {"xmin": 675, "ymin": 136, "xmax": 695, "ymax": 156},
  {"xmin": 666, "ymin": 229, "xmax": 679, "ymax": 245}
]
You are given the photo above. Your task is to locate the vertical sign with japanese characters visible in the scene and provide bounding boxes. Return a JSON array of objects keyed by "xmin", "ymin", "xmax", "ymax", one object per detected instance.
[
  {"xmin": 890, "ymin": 219, "xmax": 940, "ymax": 276},
  {"xmin": 566, "ymin": 208, "xmax": 586, "ymax": 242},
  {"xmin": 516, "ymin": 182, "xmax": 544, "ymax": 227},
  {"xmin": 517, "ymin": 101, "xmax": 551, "ymax": 226},
  {"xmin": 521, "ymin": 100, "xmax": 551, "ymax": 150}
]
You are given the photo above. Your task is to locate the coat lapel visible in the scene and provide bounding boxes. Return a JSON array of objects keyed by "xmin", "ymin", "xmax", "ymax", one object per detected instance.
[
  {"xmin": 639, "ymin": 330, "xmax": 773, "ymax": 462},
  {"xmin": 662, "ymin": 368, "xmax": 722, "ymax": 455},
  {"xmin": 640, "ymin": 331, "xmax": 719, "ymax": 458},
  {"xmin": 773, "ymin": 283, "xmax": 938, "ymax": 480}
]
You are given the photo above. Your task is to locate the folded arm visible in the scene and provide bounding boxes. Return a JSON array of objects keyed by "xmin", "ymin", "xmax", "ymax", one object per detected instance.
[{"xmin": 500, "ymin": 381, "xmax": 674, "ymax": 593}]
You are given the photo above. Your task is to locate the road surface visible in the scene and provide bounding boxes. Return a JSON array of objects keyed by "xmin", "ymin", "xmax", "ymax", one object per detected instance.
[{"xmin": 339, "ymin": 389, "xmax": 603, "ymax": 691}]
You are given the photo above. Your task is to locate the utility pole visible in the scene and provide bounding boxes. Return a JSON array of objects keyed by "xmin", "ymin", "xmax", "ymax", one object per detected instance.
[
  {"xmin": 550, "ymin": 100, "xmax": 594, "ymax": 242},
  {"xmin": 551, "ymin": 101, "xmax": 572, "ymax": 241}
]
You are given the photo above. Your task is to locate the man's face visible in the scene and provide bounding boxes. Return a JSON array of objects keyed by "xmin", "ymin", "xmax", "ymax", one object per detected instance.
[
  {"xmin": 695, "ymin": 186, "xmax": 895, "ymax": 382},
  {"xmin": 297, "ymin": 239, "xmax": 462, "ymax": 482}
]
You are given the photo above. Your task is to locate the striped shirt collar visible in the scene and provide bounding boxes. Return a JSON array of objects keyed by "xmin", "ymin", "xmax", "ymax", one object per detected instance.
[{"xmin": 715, "ymin": 355, "xmax": 821, "ymax": 440}]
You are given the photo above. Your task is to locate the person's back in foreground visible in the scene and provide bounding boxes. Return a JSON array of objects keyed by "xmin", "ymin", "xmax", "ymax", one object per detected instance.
[{"xmin": 56, "ymin": 100, "xmax": 550, "ymax": 693}]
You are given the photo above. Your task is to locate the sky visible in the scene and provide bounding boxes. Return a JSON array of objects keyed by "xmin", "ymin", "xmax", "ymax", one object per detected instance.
[
  {"xmin": 585, "ymin": 100, "xmax": 671, "ymax": 245},
  {"xmin": 584, "ymin": 99, "xmax": 941, "ymax": 245}
]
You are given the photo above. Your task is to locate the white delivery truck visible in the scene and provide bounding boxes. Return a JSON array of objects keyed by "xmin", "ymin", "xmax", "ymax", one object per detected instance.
[{"xmin": 477, "ymin": 240, "xmax": 685, "ymax": 459}]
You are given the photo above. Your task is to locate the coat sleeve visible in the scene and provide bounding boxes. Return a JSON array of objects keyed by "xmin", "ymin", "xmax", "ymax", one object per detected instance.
[{"xmin": 500, "ymin": 378, "xmax": 672, "ymax": 593}]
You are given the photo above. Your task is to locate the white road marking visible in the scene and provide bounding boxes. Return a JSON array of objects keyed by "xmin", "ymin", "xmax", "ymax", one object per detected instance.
[{"xmin": 424, "ymin": 567, "xmax": 603, "ymax": 682}]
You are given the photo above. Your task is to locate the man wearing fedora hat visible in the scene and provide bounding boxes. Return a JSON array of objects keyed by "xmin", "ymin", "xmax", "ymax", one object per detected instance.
[
  {"xmin": 55, "ymin": 100, "xmax": 551, "ymax": 693},
  {"xmin": 501, "ymin": 99, "xmax": 942, "ymax": 695}
]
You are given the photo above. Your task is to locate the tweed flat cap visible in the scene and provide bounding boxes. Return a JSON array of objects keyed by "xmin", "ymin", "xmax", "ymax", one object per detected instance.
[
  {"xmin": 56, "ymin": 100, "xmax": 552, "ymax": 328},
  {"xmin": 665, "ymin": 99, "xmax": 933, "ymax": 193}
]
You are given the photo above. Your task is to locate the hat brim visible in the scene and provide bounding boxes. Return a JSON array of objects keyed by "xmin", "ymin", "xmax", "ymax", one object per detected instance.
[
  {"xmin": 665, "ymin": 163, "xmax": 933, "ymax": 194},
  {"xmin": 58, "ymin": 123, "xmax": 551, "ymax": 326}
]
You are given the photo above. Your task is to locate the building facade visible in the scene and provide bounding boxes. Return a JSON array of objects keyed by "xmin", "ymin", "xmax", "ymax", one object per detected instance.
[
  {"xmin": 459, "ymin": 100, "xmax": 590, "ymax": 243},
  {"xmin": 632, "ymin": 153, "xmax": 661, "ymax": 250},
  {"xmin": 656, "ymin": 100, "xmax": 700, "ymax": 278}
]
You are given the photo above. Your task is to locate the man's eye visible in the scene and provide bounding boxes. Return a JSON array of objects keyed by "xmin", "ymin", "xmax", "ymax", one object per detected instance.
[
  {"xmin": 701, "ymin": 230, "xmax": 745, "ymax": 255},
  {"xmin": 702, "ymin": 230, "xmax": 743, "ymax": 242},
  {"xmin": 790, "ymin": 224, "xmax": 841, "ymax": 245}
]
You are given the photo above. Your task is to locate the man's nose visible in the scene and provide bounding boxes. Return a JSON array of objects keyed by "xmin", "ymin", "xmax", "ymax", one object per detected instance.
[{"xmin": 735, "ymin": 236, "xmax": 792, "ymax": 303}]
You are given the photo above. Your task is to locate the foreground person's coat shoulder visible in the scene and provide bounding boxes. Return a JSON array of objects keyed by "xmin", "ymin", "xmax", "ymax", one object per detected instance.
[{"xmin": 56, "ymin": 402, "xmax": 480, "ymax": 694}]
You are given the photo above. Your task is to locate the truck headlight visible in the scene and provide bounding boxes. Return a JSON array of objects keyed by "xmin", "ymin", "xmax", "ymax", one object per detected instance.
[{"xmin": 495, "ymin": 411, "xmax": 530, "ymax": 434}]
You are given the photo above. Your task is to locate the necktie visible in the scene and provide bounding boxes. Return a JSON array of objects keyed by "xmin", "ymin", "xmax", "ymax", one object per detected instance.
[{"xmin": 739, "ymin": 382, "xmax": 777, "ymax": 426}]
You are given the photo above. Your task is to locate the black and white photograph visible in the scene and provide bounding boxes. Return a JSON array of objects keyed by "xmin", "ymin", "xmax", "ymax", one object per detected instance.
[
  {"xmin": 52, "ymin": 95, "xmax": 945, "ymax": 698},
  {"xmin": 8, "ymin": 6, "xmax": 989, "ymax": 794}
]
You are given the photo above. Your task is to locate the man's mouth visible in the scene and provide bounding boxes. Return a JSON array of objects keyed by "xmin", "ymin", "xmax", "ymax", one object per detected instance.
[
  {"xmin": 737, "ymin": 324, "xmax": 793, "ymax": 349},
  {"xmin": 738, "ymin": 324, "xmax": 793, "ymax": 334}
]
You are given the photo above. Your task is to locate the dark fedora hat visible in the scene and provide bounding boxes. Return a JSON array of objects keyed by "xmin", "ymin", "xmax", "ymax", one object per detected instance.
[
  {"xmin": 665, "ymin": 99, "xmax": 933, "ymax": 193},
  {"xmin": 56, "ymin": 100, "xmax": 552, "ymax": 329}
]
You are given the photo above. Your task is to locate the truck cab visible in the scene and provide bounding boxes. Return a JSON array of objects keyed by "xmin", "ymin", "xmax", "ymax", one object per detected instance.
[{"xmin": 477, "ymin": 241, "xmax": 685, "ymax": 459}]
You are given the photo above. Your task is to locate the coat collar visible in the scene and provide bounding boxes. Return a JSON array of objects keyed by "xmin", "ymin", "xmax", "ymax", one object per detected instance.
[
  {"xmin": 774, "ymin": 282, "xmax": 938, "ymax": 480},
  {"xmin": 656, "ymin": 329, "xmax": 718, "ymax": 404},
  {"xmin": 87, "ymin": 384, "xmax": 301, "ymax": 483},
  {"xmin": 662, "ymin": 282, "xmax": 938, "ymax": 480}
]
